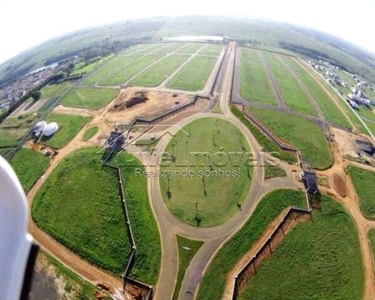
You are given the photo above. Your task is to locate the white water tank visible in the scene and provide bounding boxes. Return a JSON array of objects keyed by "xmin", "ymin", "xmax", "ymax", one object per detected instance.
[
  {"xmin": 43, "ymin": 122, "xmax": 59, "ymax": 137},
  {"xmin": 32, "ymin": 121, "xmax": 47, "ymax": 134}
]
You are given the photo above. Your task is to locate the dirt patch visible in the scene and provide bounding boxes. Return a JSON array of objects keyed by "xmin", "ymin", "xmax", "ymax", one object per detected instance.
[
  {"xmin": 10, "ymin": 99, "xmax": 48, "ymax": 118},
  {"xmin": 110, "ymin": 91, "xmax": 149, "ymax": 111},
  {"xmin": 333, "ymin": 173, "xmax": 347, "ymax": 197},
  {"xmin": 53, "ymin": 105, "xmax": 93, "ymax": 117},
  {"xmin": 106, "ymin": 88, "xmax": 192, "ymax": 125}
]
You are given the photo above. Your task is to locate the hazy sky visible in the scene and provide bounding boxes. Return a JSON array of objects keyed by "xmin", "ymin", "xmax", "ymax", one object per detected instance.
[{"xmin": 0, "ymin": 0, "xmax": 374, "ymax": 64}]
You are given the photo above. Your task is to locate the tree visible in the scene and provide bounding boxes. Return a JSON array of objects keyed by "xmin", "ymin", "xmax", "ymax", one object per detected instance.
[{"xmin": 31, "ymin": 90, "xmax": 41, "ymax": 101}]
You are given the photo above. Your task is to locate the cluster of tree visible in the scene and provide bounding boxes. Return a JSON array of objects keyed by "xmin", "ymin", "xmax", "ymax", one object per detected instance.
[
  {"xmin": 279, "ymin": 41, "xmax": 330, "ymax": 60},
  {"xmin": 236, "ymin": 38, "xmax": 263, "ymax": 47}
]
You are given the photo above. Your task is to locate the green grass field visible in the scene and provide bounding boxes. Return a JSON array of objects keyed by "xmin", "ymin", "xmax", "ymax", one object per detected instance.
[
  {"xmin": 239, "ymin": 196, "xmax": 364, "ymax": 300},
  {"xmin": 347, "ymin": 165, "xmax": 375, "ymax": 220},
  {"xmin": 110, "ymin": 153, "xmax": 161, "ymax": 284},
  {"xmin": 263, "ymin": 52, "xmax": 317, "ymax": 116},
  {"xmin": 82, "ymin": 54, "xmax": 143, "ymax": 86},
  {"xmin": 231, "ymin": 106, "xmax": 297, "ymax": 164},
  {"xmin": 32, "ymin": 148, "xmax": 129, "ymax": 275},
  {"xmin": 82, "ymin": 126, "xmax": 99, "ymax": 141},
  {"xmin": 130, "ymin": 54, "xmax": 189, "ymax": 87},
  {"xmin": 61, "ymin": 88, "xmax": 119, "ymax": 109},
  {"xmin": 172, "ymin": 236, "xmax": 203, "ymax": 300},
  {"xmin": 368, "ymin": 229, "xmax": 375, "ymax": 274},
  {"xmin": 99, "ymin": 54, "xmax": 165, "ymax": 86},
  {"xmin": 249, "ymin": 106, "xmax": 333, "ymax": 169},
  {"xmin": 160, "ymin": 117, "xmax": 252, "ymax": 227},
  {"xmin": 153, "ymin": 43, "xmax": 186, "ymax": 53},
  {"xmin": 239, "ymin": 48, "xmax": 277, "ymax": 105},
  {"xmin": 283, "ymin": 57, "xmax": 351, "ymax": 128},
  {"xmin": 43, "ymin": 113, "xmax": 91, "ymax": 149},
  {"xmin": 39, "ymin": 82, "xmax": 73, "ymax": 112},
  {"xmin": 0, "ymin": 113, "xmax": 40, "ymax": 148},
  {"xmin": 175, "ymin": 43, "xmax": 204, "ymax": 54},
  {"xmin": 265, "ymin": 166, "xmax": 286, "ymax": 179},
  {"xmin": 10, "ymin": 148, "xmax": 50, "ymax": 193},
  {"xmin": 199, "ymin": 44, "xmax": 223, "ymax": 56},
  {"xmin": 167, "ymin": 55, "xmax": 216, "ymax": 91},
  {"xmin": 197, "ymin": 189, "xmax": 307, "ymax": 300},
  {"xmin": 71, "ymin": 54, "xmax": 114, "ymax": 75}
]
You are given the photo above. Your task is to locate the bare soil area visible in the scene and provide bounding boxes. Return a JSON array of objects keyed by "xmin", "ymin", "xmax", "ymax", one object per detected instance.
[
  {"xmin": 106, "ymin": 88, "xmax": 192, "ymax": 124},
  {"xmin": 10, "ymin": 99, "xmax": 48, "ymax": 117},
  {"xmin": 333, "ymin": 173, "xmax": 347, "ymax": 197}
]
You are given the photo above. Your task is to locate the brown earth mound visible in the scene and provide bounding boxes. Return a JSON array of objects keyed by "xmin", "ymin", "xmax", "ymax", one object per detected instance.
[
  {"xmin": 333, "ymin": 173, "xmax": 347, "ymax": 197},
  {"xmin": 111, "ymin": 91, "xmax": 149, "ymax": 112}
]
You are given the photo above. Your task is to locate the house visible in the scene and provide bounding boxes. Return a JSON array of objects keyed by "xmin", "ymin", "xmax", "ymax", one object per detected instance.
[{"xmin": 301, "ymin": 171, "xmax": 319, "ymax": 195}]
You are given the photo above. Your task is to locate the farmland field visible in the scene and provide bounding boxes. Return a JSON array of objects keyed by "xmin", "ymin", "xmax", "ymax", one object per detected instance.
[
  {"xmin": 197, "ymin": 189, "xmax": 307, "ymax": 300},
  {"xmin": 31, "ymin": 148, "xmax": 129, "ymax": 275},
  {"xmin": 160, "ymin": 117, "xmax": 252, "ymax": 227},
  {"xmin": 239, "ymin": 48, "xmax": 277, "ymax": 105},
  {"xmin": 199, "ymin": 44, "xmax": 223, "ymax": 56},
  {"xmin": 39, "ymin": 82, "xmax": 73, "ymax": 112},
  {"xmin": 263, "ymin": 52, "xmax": 317, "ymax": 116},
  {"xmin": 82, "ymin": 54, "xmax": 143, "ymax": 86},
  {"xmin": 43, "ymin": 113, "xmax": 91, "ymax": 149},
  {"xmin": 238, "ymin": 195, "xmax": 364, "ymax": 300},
  {"xmin": 130, "ymin": 54, "xmax": 189, "ymax": 87},
  {"xmin": 99, "ymin": 54, "xmax": 165, "ymax": 86},
  {"xmin": 283, "ymin": 57, "xmax": 351, "ymax": 128},
  {"xmin": 231, "ymin": 106, "xmax": 297, "ymax": 164},
  {"xmin": 172, "ymin": 236, "xmax": 203, "ymax": 300},
  {"xmin": 11, "ymin": 148, "xmax": 50, "ymax": 193},
  {"xmin": 61, "ymin": 88, "xmax": 119, "ymax": 109},
  {"xmin": 347, "ymin": 165, "xmax": 375, "ymax": 220},
  {"xmin": 249, "ymin": 106, "xmax": 333, "ymax": 169},
  {"xmin": 167, "ymin": 55, "xmax": 216, "ymax": 91}
]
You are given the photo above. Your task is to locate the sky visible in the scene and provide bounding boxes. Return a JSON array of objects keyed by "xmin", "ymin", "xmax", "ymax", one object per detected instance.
[{"xmin": 0, "ymin": 0, "xmax": 374, "ymax": 64}]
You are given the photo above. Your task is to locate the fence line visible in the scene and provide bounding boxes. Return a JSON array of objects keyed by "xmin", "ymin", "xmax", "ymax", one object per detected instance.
[
  {"xmin": 231, "ymin": 204, "xmax": 312, "ymax": 299},
  {"xmin": 102, "ymin": 160, "xmax": 153, "ymax": 297}
]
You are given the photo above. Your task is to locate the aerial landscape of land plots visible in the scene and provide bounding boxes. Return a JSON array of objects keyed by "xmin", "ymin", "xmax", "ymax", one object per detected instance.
[{"xmin": 4, "ymin": 38, "xmax": 375, "ymax": 300}]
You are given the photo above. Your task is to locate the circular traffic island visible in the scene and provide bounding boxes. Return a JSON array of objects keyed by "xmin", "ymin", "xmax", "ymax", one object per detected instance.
[{"xmin": 160, "ymin": 117, "xmax": 253, "ymax": 227}]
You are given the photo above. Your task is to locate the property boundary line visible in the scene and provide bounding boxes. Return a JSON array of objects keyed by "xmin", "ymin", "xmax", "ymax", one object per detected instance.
[{"xmin": 230, "ymin": 194, "xmax": 312, "ymax": 299}]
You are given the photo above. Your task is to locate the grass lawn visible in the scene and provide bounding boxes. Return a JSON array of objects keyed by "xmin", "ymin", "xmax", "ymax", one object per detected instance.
[
  {"xmin": 99, "ymin": 54, "xmax": 165, "ymax": 86},
  {"xmin": 347, "ymin": 165, "xmax": 375, "ymax": 220},
  {"xmin": 160, "ymin": 117, "xmax": 252, "ymax": 227},
  {"xmin": 249, "ymin": 106, "xmax": 333, "ymax": 169},
  {"xmin": 32, "ymin": 148, "xmax": 129, "ymax": 275},
  {"xmin": 239, "ymin": 48, "xmax": 277, "ymax": 105},
  {"xmin": 130, "ymin": 54, "xmax": 189, "ymax": 87},
  {"xmin": 265, "ymin": 166, "xmax": 286, "ymax": 179},
  {"xmin": 35, "ymin": 250, "xmax": 96, "ymax": 300},
  {"xmin": 197, "ymin": 189, "xmax": 307, "ymax": 300},
  {"xmin": 368, "ymin": 229, "xmax": 375, "ymax": 274},
  {"xmin": 82, "ymin": 126, "xmax": 99, "ymax": 141},
  {"xmin": 175, "ymin": 43, "xmax": 204, "ymax": 54},
  {"xmin": 110, "ymin": 153, "xmax": 161, "ymax": 284},
  {"xmin": 61, "ymin": 88, "xmax": 119, "ymax": 109},
  {"xmin": 199, "ymin": 44, "xmax": 223, "ymax": 56},
  {"xmin": 167, "ymin": 55, "xmax": 217, "ymax": 91},
  {"xmin": 363, "ymin": 119, "xmax": 375, "ymax": 136},
  {"xmin": 43, "ymin": 113, "xmax": 91, "ymax": 149},
  {"xmin": 172, "ymin": 236, "xmax": 203, "ymax": 300},
  {"xmin": 71, "ymin": 54, "xmax": 114, "ymax": 75},
  {"xmin": 263, "ymin": 52, "xmax": 317, "ymax": 116},
  {"xmin": 10, "ymin": 148, "xmax": 50, "ymax": 193},
  {"xmin": 82, "ymin": 54, "xmax": 143, "ymax": 86},
  {"xmin": 283, "ymin": 57, "xmax": 351, "ymax": 128},
  {"xmin": 239, "ymin": 196, "xmax": 364, "ymax": 300},
  {"xmin": 231, "ymin": 106, "xmax": 297, "ymax": 164}
]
